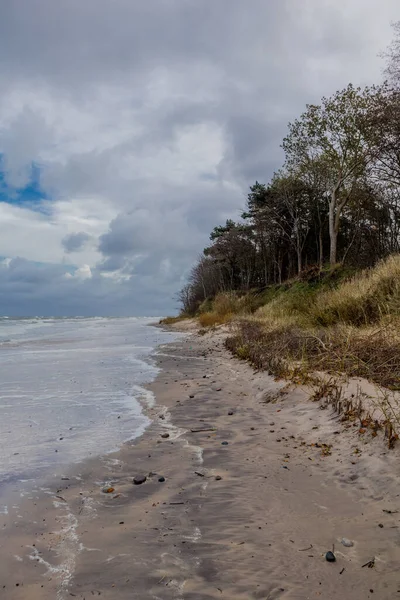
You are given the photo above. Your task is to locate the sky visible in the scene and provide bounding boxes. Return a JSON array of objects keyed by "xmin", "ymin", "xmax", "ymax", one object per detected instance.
[{"xmin": 0, "ymin": 0, "xmax": 399, "ymax": 316}]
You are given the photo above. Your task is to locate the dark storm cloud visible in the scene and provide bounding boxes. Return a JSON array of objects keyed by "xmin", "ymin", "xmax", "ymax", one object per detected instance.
[{"xmin": 62, "ymin": 232, "xmax": 91, "ymax": 253}]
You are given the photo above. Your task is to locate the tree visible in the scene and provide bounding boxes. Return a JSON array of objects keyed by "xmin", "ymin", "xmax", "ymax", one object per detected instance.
[
  {"xmin": 270, "ymin": 172, "xmax": 312, "ymax": 275},
  {"xmin": 205, "ymin": 220, "xmax": 256, "ymax": 291},
  {"xmin": 283, "ymin": 84, "xmax": 379, "ymax": 265},
  {"xmin": 370, "ymin": 86, "xmax": 400, "ymax": 187},
  {"xmin": 382, "ymin": 21, "xmax": 400, "ymax": 87}
]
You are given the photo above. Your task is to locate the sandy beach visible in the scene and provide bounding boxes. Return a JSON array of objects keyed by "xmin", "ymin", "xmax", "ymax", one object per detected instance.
[{"xmin": 1, "ymin": 325, "xmax": 400, "ymax": 599}]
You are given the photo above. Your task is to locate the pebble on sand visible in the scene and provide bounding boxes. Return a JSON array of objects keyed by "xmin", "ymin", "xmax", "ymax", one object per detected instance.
[
  {"xmin": 102, "ymin": 487, "xmax": 115, "ymax": 494},
  {"xmin": 158, "ymin": 476, "xmax": 166, "ymax": 483},
  {"xmin": 161, "ymin": 433, "xmax": 170, "ymax": 439},
  {"xmin": 325, "ymin": 551, "xmax": 336, "ymax": 562},
  {"xmin": 215, "ymin": 475, "xmax": 222, "ymax": 481},
  {"xmin": 341, "ymin": 538, "xmax": 354, "ymax": 547},
  {"xmin": 228, "ymin": 411, "xmax": 234, "ymax": 415},
  {"xmin": 133, "ymin": 476, "xmax": 147, "ymax": 485},
  {"xmin": 221, "ymin": 441, "xmax": 229, "ymax": 446}
]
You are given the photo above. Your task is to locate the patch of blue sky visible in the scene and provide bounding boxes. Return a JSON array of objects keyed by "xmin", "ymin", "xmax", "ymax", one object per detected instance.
[{"xmin": 0, "ymin": 157, "xmax": 50, "ymax": 213}]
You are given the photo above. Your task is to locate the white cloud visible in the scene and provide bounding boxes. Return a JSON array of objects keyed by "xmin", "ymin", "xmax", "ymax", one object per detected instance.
[{"xmin": 65, "ymin": 264, "xmax": 92, "ymax": 280}]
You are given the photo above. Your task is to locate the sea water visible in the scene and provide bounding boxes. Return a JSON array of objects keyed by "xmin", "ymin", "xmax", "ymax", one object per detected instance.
[{"xmin": 0, "ymin": 317, "xmax": 179, "ymax": 485}]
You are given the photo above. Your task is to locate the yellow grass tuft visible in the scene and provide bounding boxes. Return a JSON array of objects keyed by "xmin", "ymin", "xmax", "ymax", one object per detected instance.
[{"xmin": 312, "ymin": 255, "xmax": 400, "ymax": 326}]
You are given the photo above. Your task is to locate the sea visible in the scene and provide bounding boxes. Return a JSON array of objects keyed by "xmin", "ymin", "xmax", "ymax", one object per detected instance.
[{"xmin": 0, "ymin": 316, "xmax": 180, "ymax": 488}]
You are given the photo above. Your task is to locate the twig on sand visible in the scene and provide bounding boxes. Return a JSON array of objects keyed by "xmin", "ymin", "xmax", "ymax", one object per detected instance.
[
  {"xmin": 194, "ymin": 471, "xmax": 205, "ymax": 477},
  {"xmin": 362, "ymin": 558, "xmax": 375, "ymax": 568},
  {"xmin": 298, "ymin": 544, "xmax": 313, "ymax": 552},
  {"xmin": 190, "ymin": 428, "xmax": 216, "ymax": 433},
  {"xmin": 169, "ymin": 502, "xmax": 185, "ymax": 505},
  {"xmin": 340, "ymin": 568, "xmax": 345, "ymax": 575}
]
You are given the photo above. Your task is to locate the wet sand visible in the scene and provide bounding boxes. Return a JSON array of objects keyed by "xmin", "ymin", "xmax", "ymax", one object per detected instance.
[{"xmin": 1, "ymin": 327, "xmax": 400, "ymax": 599}]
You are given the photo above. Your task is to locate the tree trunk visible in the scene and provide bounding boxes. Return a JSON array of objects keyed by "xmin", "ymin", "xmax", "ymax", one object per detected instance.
[
  {"xmin": 297, "ymin": 250, "xmax": 302, "ymax": 275},
  {"xmin": 318, "ymin": 228, "xmax": 323, "ymax": 268},
  {"xmin": 329, "ymin": 188, "xmax": 339, "ymax": 266}
]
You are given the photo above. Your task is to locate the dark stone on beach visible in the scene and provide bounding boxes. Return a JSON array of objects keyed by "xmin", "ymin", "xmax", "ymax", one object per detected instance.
[
  {"xmin": 221, "ymin": 441, "xmax": 229, "ymax": 446},
  {"xmin": 161, "ymin": 433, "xmax": 170, "ymax": 439},
  {"xmin": 250, "ymin": 427, "xmax": 255, "ymax": 430},
  {"xmin": 228, "ymin": 411, "xmax": 234, "ymax": 415},
  {"xmin": 102, "ymin": 486, "xmax": 115, "ymax": 493},
  {"xmin": 378, "ymin": 523, "xmax": 384, "ymax": 528},
  {"xmin": 158, "ymin": 476, "xmax": 166, "ymax": 483},
  {"xmin": 133, "ymin": 476, "xmax": 147, "ymax": 485},
  {"xmin": 215, "ymin": 475, "xmax": 222, "ymax": 481},
  {"xmin": 189, "ymin": 395, "xmax": 194, "ymax": 398},
  {"xmin": 325, "ymin": 551, "xmax": 336, "ymax": 562},
  {"xmin": 119, "ymin": 521, "xmax": 124, "ymax": 525}
]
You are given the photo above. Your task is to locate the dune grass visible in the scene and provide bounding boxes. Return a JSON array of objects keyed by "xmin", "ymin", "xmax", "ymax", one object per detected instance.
[
  {"xmin": 224, "ymin": 256, "xmax": 400, "ymax": 390},
  {"xmin": 159, "ymin": 315, "xmax": 190, "ymax": 325}
]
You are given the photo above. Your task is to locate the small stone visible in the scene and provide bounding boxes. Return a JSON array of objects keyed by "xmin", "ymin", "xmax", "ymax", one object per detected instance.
[
  {"xmin": 189, "ymin": 395, "xmax": 194, "ymax": 398},
  {"xmin": 378, "ymin": 523, "xmax": 384, "ymax": 528},
  {"xmin": 119, "ymin": 521, "xmax": 124, "ymax": 525},
  {"xmin": 215, "ymin": 475, "xmax": 222, "ymax": 481},
  {"xmin": 221, "ymin": 441, "xmax": 229, "ymax": 446},
  {"xmin": 161, "ymin": 433, "xmax": 170, "ymax": 439},
  {"xmin": 133, "ymin": 476, "xmax": 147, "ymax": 485},
  {"xmin": 102, "ymin": 487, "xmax": 115, "ymax": 494},
  {"xmin": 325, "ymin": 551, "xmax": 336, "ymax": 562},
  {"xmin": 158, "ymin": 476, "xmax": 166, "ymax": 483},
  {"xmin": 250, "ymin": 427, "xmax": 255, "ymax": 430},
  {"xmin": 341, "ymin": 538, "xmax": 354, "ymax": 547},
  {"xmin": 228, "ymin": 411, "xmax": 234, "ymax": 416}
]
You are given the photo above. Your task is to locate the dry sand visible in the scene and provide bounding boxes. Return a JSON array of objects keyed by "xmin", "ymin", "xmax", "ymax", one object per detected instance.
[{"xmin": 1, "ymin": 326, "xmax": 400, "ymax": 599}]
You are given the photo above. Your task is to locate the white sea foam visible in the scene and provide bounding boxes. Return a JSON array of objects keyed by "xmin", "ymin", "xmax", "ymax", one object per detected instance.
[
  {"xmin": 0, "ymin": 317, "xmax": 179, "ymax": 484},
  {"xmin": 28, "ymin": 496, "xmax": 80, "ymax": 600}
]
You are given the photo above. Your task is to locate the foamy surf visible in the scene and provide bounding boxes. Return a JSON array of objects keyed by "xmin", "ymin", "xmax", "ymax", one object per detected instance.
[{"xmin": 0, "ymin": 317, "xmax": 181, "ymax": 486}]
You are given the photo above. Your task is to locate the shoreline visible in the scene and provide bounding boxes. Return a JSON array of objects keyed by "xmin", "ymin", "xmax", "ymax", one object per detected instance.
[{"xmin": 1, "ymin": 326, "xmax": 400, "ymax": 599}]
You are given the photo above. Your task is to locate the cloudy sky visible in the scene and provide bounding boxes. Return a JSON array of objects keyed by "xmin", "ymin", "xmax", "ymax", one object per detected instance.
[{"xmin": 0, "ymin": 0, "xmax": 398, "ymax": 316}]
